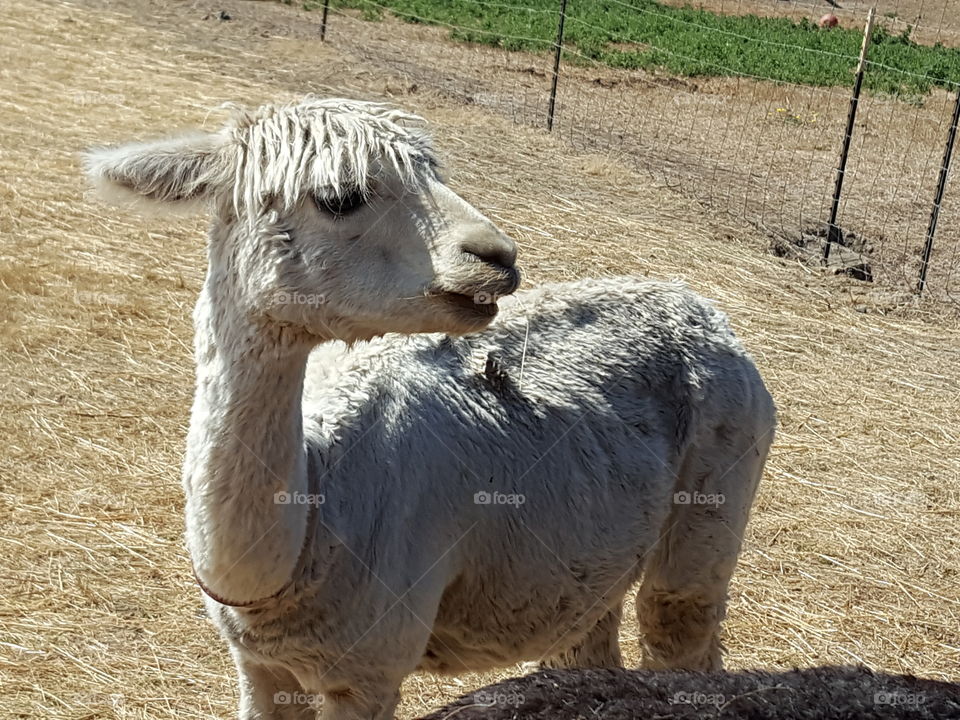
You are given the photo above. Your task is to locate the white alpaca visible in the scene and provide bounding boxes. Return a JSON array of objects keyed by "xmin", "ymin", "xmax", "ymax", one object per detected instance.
[{"xmin": 85, "ymin": 98, "xmax": 776, "ymax": 720}]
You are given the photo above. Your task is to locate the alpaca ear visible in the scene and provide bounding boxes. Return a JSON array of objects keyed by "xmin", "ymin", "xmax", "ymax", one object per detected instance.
[{"xmin": 83, "ymin": 132, "xmax": 230, "ymax": 212}]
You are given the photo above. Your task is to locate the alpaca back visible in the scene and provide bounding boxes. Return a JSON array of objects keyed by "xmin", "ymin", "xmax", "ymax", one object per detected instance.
[{"xmin": 293, "ymin": 277, "xmax": 772, "ymax": 671}]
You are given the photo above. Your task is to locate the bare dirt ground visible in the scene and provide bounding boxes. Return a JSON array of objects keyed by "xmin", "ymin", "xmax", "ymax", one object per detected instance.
[{"xmin": 1, "ymin": 1, "xmax": 959, "ymax": 719}]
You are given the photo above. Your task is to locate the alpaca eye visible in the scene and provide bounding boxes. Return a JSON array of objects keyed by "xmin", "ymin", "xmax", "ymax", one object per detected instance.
[{"xmin": 314, "ymin": 189, "xmax": 366, "ymax": 219}]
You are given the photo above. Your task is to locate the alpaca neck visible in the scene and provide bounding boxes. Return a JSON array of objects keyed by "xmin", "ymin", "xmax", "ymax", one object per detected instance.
[{"xmin": 182, "ymin": 281, "xmax": 314, "ymax": 604}]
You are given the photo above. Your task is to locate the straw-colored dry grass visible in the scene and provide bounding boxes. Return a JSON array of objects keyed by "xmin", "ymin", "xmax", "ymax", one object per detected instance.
[{"xmin": 1, "ymin": 1, "xmax": 958, "ymax": 718}]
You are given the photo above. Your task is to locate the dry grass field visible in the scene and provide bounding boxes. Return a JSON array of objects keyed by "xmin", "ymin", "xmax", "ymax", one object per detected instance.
[{"xmin": 2, "ymin": 0, "xmax": 959, "ymax": 718}]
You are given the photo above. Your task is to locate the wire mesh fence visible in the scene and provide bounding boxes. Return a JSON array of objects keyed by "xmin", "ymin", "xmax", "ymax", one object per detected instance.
[{"xmin": 303, "ymin": 0, "xmax": 960, "ymax": 305}]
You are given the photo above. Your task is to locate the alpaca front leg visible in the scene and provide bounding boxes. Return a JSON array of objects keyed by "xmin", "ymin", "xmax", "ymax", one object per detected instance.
[
  {"xmin": 319, "ymin": 683, "xmax": 401, "ymax": 720},
  {"xmin": 541, "ymin": 604, "xmax": 624, "ymax": 669},
  {"xmin": 234, "ymin": 654, "xmax": 316, "ymax": 720}
]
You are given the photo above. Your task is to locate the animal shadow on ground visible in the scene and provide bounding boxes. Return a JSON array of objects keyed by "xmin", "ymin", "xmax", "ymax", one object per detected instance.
[{"xmin": 417, "ymin": 665, "xmax": 960, "ymax": 719}]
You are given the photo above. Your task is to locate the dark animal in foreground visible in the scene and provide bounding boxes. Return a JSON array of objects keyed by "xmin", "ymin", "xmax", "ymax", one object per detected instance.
[{"xmin": 418, "ymin": 666, "xmax": 960, "ymax": 719}]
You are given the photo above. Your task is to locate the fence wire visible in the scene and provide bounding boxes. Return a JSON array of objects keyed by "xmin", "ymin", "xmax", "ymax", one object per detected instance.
[{"xmin": 312, "ymin": 0, "xmax": 960, "ymax": 304}]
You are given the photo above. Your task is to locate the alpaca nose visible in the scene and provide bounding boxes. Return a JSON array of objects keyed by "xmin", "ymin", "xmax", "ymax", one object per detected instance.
[{"xmin": 461, "ymin": 227, "xmax": 517, "ymax": 270}]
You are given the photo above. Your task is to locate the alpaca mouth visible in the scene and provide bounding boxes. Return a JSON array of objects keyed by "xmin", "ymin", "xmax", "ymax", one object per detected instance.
[{"xmin": 435, "ymin": 292, "xmax": 500, "ymax": 317}]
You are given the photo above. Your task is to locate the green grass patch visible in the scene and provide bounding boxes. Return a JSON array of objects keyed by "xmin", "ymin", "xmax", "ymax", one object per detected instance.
[{"xmin": 308, "ymin": 0, "xmax": 960, "ymax": 96}]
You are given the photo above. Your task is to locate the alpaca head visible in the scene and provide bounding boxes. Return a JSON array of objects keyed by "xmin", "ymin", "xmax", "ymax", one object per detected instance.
[{"xmin": 85, "ymin": 97, "xmax": 520, "ymax": 342}]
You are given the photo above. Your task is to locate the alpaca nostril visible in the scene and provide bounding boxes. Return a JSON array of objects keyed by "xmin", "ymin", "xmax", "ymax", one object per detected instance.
[{"xmin": 461, "ymin": 230, "xmax": 517, "ymax": 270}]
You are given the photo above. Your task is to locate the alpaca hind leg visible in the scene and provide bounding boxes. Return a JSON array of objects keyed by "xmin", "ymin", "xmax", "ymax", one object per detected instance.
[
  {"xmin": 541, "ymin": 604, "xmax": 623, "ymax": 669},
  {"xmin": 636, "ymin": 430, "xmax": 770, "ymax": 671}
]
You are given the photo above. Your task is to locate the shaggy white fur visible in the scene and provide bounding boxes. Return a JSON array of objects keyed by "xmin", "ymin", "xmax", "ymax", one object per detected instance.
[
  {"xmin": 224, "ymin": 99, "xmax": 436, "ymax": 226},
  {"xmin": 84, "ymin": 98, "xmax": 436, "ymax": 223},
  {"xmin": 85, "ymin": 97, "xmax": 775, "ymax": 720}
]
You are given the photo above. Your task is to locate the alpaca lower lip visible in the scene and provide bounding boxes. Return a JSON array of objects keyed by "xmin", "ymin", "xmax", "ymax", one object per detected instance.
[{"xmin": 439, "ymin": 293, "xmax": 499, "ymax": 317}]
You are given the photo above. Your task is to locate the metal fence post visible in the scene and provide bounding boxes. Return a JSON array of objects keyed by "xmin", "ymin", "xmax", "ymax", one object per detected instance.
[
  {"xmin": 823, "ymin": 7, "xmax": 876, "ymax": 263},
  {"xmin": 547, "ymin": 0, "xmax": 568, "ymax": 132},
  {"xmin": 917, "ymin": 86, "xmax": 960, "ymax": 295},
  {"xmin": 320, "ymin": 0, "xmax": 330, "ymax": 41}
]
